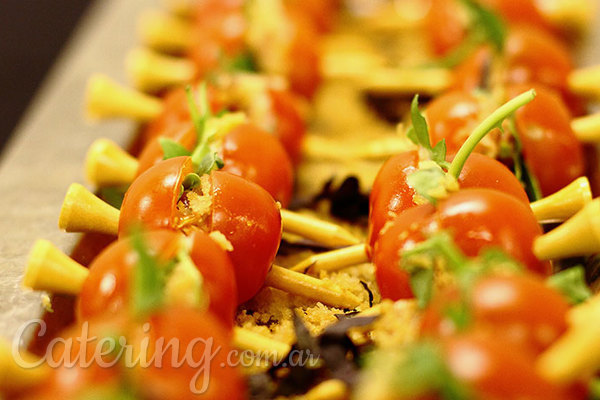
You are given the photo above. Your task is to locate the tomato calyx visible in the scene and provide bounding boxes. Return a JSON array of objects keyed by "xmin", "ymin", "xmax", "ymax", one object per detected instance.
[{"xmin": 437, "ymin": 0, "xmax": 507, "ymax": 68}]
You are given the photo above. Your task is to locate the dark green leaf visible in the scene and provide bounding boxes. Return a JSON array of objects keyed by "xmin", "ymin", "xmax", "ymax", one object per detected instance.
[
  {"xmin": 129, "ymin": 228, "xmax": 167, "ymax": 318},
  {"xmin": 547, "ymin": 266, "xmax": 592, "ymax": 305},
  {"xmin": 159, "ymin": 138, "xmax": 191, "ymax": 160}
]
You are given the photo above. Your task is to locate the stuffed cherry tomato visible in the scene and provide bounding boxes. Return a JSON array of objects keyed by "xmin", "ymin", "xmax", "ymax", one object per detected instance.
[
  {"xmin": 373, "ymin": 188, "xmax": 550, "ymax": 301},
  {"xmin": 425, "ymin": 86, "xmax": 584, "ymax": 196},
  {"xmin": 367, "ymin": 152, "xmax": 528, "ymax": 253},
  {"xmin": 119, "ymin": 157, "xmax": 282, "ymax": 303},
  {"xmin": 77, "ymin": 229, "xmax": 238, "ymax": 329},
  {"xmin": 141, "ymin": 79, "xmax": 306, "ymax": 163},
  {"xmin": 136, "ymin": 120, "xmax": 294, "ymax": 207},
  {"xmin": 421, "ymin": 272, "xmax": 569, "ymax": 356}
]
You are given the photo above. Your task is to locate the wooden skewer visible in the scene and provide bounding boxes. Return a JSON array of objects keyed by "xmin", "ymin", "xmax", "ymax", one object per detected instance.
[
  {"xmin": 160, "ymin": 0, "xmax": 196, "ymax": 17},
  {"xmin": 568, "ymin": 292, "xmax": 600, "ymax": 327},
  {"xmin": 290, "ymin": 244, "xmax": 369, "ymax": 273},
  {"xmin": 23, "ymin": 240, "xmax": 89, "ymax": 294},
  {"xmin": 536, "ymin": 315, "xmax": 600, "ymax": 384},
  {"xmin": 24, "ymin": 238, "xmax": 360, "ymax": 312},
  {"xmin": 126, "ymin": 48, "xmax": 195, "ymax": 93},
  {"xmin": 232, "ymin": 327, "xmax": 291, "ymax": 363},
  {"xmin": 0, "ymin": 339, "xmax": 50, "ymax": 391},
  {"xmin": 61, "ymin": 182, "xmax": 359, "ymax": 249},
  {"xmin": 530, "ymin": 177, "xmax": 592, "ymax": 223},
  {"xmin": 85, "ymin": 139, "xmax": 139, "ymax": 187},
  {"xmin": 533, "ymin": 198, "xmax": 600, "ymax": 260},
  {"xmin": 59, "ymin": 183, "xmax": 120, "ymax": 236},
  {"xmin": 299, "ymin": 379, "xmax": 348, "ymax": 400},
  {"xmin": 86, "ymin": 74, "xmax": 162, "ymax": 122},
  {"xmin": 266, "ymin": 265, "xmax": 362, "ymax": 309},
  {"xmin": 537, "ymin": 0, "xmax": 596, "ymax": 33},
  {"xmin": 280, "ymin": 209, "xmax": 361, "ymax": 248},
  {"xmin": 137, "ymin": 9, "xmax": 194, "ymax": 53}
]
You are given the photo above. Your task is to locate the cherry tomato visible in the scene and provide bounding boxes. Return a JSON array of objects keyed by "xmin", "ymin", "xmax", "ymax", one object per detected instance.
[
  {"xmin": 367, "ymin": 151, "xmax": 528, "ymax": 254},
  {"xmin": 424, "ymin": 0, "xmax": 466, "ymax": 56},
  {"xmin": 120, "ymin": 157, "xmax": 282, "ymax": 303},
  {"xmin": 140, "ymin": 81, "xmax": 306, "ymax": 163},
  {"xmin": 508, "ymin": 84, "xmax": 584, "ymax": 195},
  {"xmin": 479, "ymin": 0, "xmax": 552, "ymax": 33},
  {"xmin": 130, "ymin": 307, "xmax": 246, "ymax": 400},
  {"xmin": 136, "ymin": 121, "xmax": 294, "ymax": 207},
  {"xmin": 191, "ymin": 0, "xmax": 247, "ymax": 56},
  {"xmin": 22, "ymin": 316, "xmax": 128, "ymax": 400},
  {"xmin": 426, "ymin": 86, "xmax": 584, "ymax": 196},
  {"xmin": 373, "ymin": 188, "xmax": 550, "ymax": 301},
  {"xmin": 285, "ymin": 15, "xmax": 322, "ymax": 99},
  {"xmin": 443, "ymin": 332, "xmax": 579, "ymax": 400},
  {"xmin": 77, "ymin": 230, "xmax": 238, "ymax": 329},
  {"xmin": 421, "ymin": 272, "xmax": 569, "ymax": 356},
  {"xmin": 285, "ymin": 0, "xmax": 338, "ymax": 34}
]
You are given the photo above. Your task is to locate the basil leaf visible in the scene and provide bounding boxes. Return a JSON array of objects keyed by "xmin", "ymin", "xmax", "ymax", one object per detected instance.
[
  {"xmin": 461, "ymin": 0, "xmax": 506, "ymax": 52},
  {"xmin": 159, "ymin": 138, "xmax": 191, "ymax": 160},
  {"xmin": 130, "ymin": 229, "xmax": 167, "ymax": 318},
  {"xmin": 547, "ymin": 266, "xmax": 592, "ymax": 305},
  {"xmin": 410, "ymin": 95, "xmax": 432, "ymax": 150},
  {"xmin": 197, "ymin": 152, "xmax": 224, "ymax": 176}
]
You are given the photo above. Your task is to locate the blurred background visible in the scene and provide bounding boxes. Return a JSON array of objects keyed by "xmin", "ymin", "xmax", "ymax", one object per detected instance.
[{"xmin": 0, "ymin": 0, "xmax": 93, "ymax": 153}]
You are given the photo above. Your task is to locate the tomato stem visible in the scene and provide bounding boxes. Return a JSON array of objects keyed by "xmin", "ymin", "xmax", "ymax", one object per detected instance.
[{"xmin": 447, "ymin": 89, "xmax": 536, "ymax": 179}]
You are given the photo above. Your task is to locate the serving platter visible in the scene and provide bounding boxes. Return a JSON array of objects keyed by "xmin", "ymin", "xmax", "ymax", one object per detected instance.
[{"xmin": 0, "ymin": 0, "xmax": 599, "ymax": 357}]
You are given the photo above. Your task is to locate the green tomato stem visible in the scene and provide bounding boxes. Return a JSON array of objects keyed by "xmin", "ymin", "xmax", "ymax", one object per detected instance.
[{"xmin": 447, "ymin": 89, "xmax": 536, "ymax": 179}]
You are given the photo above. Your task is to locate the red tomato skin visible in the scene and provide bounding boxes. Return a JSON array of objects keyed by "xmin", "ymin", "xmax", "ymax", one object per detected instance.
[
  {"xmin": 119, "ymin": 157, "xmax": 193, "ymax": 236},
  {"xmin": 367, "ymin": 150, "xmax": 420, "ymax": 255},
  {"xmin": 424, "ymin": 0, "xmax": 466, "ymax": 56},
  {"xmin": 426, "ymin": 91, "xmax": 481, "ymax": 156},
  {"xmin": 372, "ymin": 204, "xmax": 434, "ymax": 301},
  {"xmin": 286, "ymin": 19, "xmax": 322, "ymax": 99},
  {"xmin": 210, "ymin": 171, "xmax": 282, "ymax": 303},
  {"xmin": 452, "ymin": 46, "xmax": 494, "ymax": 92},
  {"xmin": 268, "ymin": 88, "xmax": 306, "ymax": 164},
  {"xmin": 480, "ymin": 0, "xmax": 552, "ymax": 32},
  {"xmin": 504, "ymin": 27, "xmax": 572, "ymax": 100},
  {"xmin": 135, "ymin": 121, "xmax": 294, "ymax": 207},
  {"xmin": 220, "ymin": 122, "xmax": 294, "ymax": 207},
  {"xmin": 77, "ymin": 230, "xmax": 238, "ymax": 329},
  {"xmin": 457, "ymin": 153, "xmax": 529, "ymax": 204},
  {"xmin": 508, "ymin": 84, "xmax": 584, "ymax": 196},
  {"xmin": 435, "ymin": 189, "xmax": 549, "ymax": 275},
  {"xmin": 24, "ymin": 318, "xmax": 125, "ymax": 400},
  {"xmin": 367, "ymin": 152, "xmax": 528, "ymax": 256},
  {"xmin": 373, "ymin": 189, "xmax": 550, "ymax": 301},
  {"xmin": 131, "ymin": 307, "xmax": 246, "ymax": 400},
  {"xmin": 192, "ymin": 0, "xmax": 246, "ymax": 56},
  {"xmin": 443, "ymin": 332, "xmax": 578, "ymax": 400},
  {"xmin": 421, "ymin": 273, "xmax": 569, "ymax": 355}
]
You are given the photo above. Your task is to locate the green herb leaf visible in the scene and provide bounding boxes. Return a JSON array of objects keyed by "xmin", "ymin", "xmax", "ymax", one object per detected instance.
[
  {"xmin": 99, "ymin": 186, "xmax": 128, "ymax": 210},
  {"xmin": 589, "ymin": 378, "xmax": 600, "ymax": 400},
  {"xmin": 196, "ymin": 152, "xmax": 224, "ymax": 176},
  {"xmin": 504, "ymin": 116, "xmax": 543, "ymax": 201},
  {"xmin": 410, "ymin": 268, "xmax": 435, "ymax": 309},
  {"xmin": 460, "ymin": 0, "xmax": 507, "ymax": 52},
  {"xmin": 406, "ymin": 166, "xmax": 447, "ymax": 205},
  {"xmin": 443, "ymin": 302, "xmax": 472, "ymax": 332},
  {"xmin": 431, "ymin": 139, "xmax": 449, "ymax": 167},
  {"xmin": 390, "ymin": 342, "xmax": 473, "ymax": 400},
  {"xmin": 182, "ymin": 173, "xmax": 202, "ymax": 191},
  {"xmin": 409, "ymin": 95, "xmax": 432, "ymax": 150},
  {"xmin": 547, "ymin": 266, "xmax": 592, "ymax": 305},
  {"xmin": 159, "ymin": 138, "xmax": 191, "ymax": 160},
  {"xmin": 129, "ymin": 228, "xmax": 167, "ymax": 318},
  {"xmin": 227, "ymin": 51, "xmax": 258, "ymax": 72}
]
